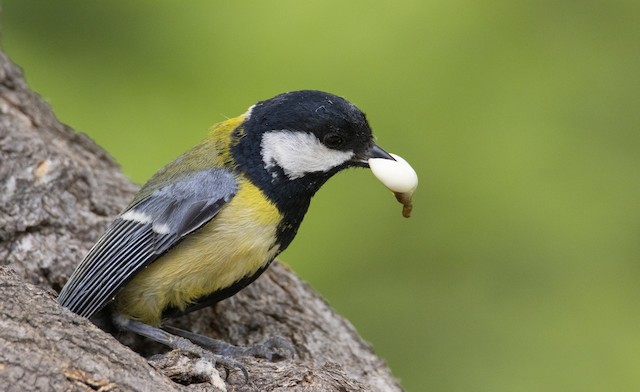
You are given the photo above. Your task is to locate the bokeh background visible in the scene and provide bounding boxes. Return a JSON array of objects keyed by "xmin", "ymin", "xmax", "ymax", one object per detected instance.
[{"xmin": 3, "ymin": 1, "xmax": 639, "ymax": 390}]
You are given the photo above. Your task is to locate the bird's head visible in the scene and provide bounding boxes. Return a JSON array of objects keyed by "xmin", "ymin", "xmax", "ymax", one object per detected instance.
[{"xmin": 231, "ymin": 90, "xmax": 394, "ymax": 200}]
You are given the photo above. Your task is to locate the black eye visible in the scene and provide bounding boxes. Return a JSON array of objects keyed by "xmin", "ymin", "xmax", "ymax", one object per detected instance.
[{"xmin": 323, "ymin": 133, "xmax": 344, "ymax": 148}]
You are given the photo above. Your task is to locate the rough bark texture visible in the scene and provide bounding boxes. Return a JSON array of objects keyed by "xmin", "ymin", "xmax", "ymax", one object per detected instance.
[{"xmin": 0, "ymin": 51, "xmax": 403, "ymax": 391}]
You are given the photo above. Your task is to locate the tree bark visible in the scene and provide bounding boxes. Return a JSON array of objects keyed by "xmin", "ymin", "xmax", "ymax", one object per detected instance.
[{"xmin": 0, "ymin": 51, "xmax": 402, "ymax": 391}]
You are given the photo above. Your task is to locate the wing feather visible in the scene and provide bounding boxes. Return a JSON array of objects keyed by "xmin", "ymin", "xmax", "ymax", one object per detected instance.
[{"xmin": 58, "ymin": 169, "xmax": 238, "ymax": 318}]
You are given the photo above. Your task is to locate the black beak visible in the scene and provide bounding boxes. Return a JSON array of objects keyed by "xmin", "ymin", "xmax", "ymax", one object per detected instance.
[{"xmin": 351, "ymin": 143, "xmax": 395, "ymax": 167}]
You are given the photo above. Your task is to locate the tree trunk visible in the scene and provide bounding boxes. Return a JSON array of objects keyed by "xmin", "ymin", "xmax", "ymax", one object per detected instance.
[{"xmin": 0, "ymin": 51, "xmax": 402, "ymax": 392}]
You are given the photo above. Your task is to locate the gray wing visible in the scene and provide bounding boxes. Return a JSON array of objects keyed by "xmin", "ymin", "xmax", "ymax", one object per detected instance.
[{"xmin": 57, "ymin": 169, "xmax": 238, "ymax": 318}]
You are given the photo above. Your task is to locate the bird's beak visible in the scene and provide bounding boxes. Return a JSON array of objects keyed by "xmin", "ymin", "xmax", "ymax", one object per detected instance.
[{"xmin": 351, "ymin": 143, "xmax": 395, "ymax": 168}]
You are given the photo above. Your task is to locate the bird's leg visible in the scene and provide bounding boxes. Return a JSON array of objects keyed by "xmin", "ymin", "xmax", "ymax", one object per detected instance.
[
  {"xmin": 114, "ymin": 316, "xmax": 249, "ymax": 382},
  {"xmin": 163, "ymin": 324, "xmax": 295, "ymax": 361}
]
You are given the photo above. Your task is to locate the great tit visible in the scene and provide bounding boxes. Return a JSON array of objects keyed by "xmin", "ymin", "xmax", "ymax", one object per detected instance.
[{"xmin": 57, "ymin": 90, "xmax": 395, "ymax": 375}]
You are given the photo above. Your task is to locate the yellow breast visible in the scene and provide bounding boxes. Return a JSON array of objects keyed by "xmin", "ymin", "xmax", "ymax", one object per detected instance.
[{"xmin": 113, "ymin": 177, "xmax": 282, "ymax": 325}]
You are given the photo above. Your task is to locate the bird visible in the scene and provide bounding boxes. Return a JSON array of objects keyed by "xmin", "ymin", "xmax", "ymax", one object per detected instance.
[{"xmin": 57, "ymin": 90, "xmax": 395, "ymax": 378}]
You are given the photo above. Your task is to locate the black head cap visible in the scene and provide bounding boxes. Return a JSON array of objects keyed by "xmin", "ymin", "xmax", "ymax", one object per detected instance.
[{"xmin": 244, "ymin": 90, "xmax": 374, "ymax": 154}]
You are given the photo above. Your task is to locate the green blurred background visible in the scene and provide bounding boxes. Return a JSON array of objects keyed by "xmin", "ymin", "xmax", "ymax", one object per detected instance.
[{"xmin": 3, "ymin": 1, "xmax": 640, "ymax": 390}]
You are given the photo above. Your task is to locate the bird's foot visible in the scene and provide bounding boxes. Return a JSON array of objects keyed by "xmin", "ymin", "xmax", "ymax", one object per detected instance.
[
  {"xmin": 164, "ymin": 325, "xmax": 295, "ymax": 361},
  {"xmin": 116, "ymin": 317, "xmax": 294, "ymax": 384},
  {"xmin": 172, "ymin": 335, "xmax": 249, "ymax": 382},
  {"xmin": 148, "ymin": 346, "xmax": 247, "ymax": 386},
  {"xmin": 117, "ymin": 317, "xmax": 253, "ymax": 384}
]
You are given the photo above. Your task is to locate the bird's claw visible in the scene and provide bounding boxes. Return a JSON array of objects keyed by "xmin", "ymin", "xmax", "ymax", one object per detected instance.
[{"xmin": 210, "ymin": 355, "xmax": 249, "ymax": 383}]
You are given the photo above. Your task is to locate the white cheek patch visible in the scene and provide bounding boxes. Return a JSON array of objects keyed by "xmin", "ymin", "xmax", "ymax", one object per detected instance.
[{"xmin": 261, "ymin": 131, "xmax": 354, "ymax": 180}]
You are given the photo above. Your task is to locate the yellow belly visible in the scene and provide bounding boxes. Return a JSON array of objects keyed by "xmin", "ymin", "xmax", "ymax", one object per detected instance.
[{"xmin": 113, "ymin": 177, "xmax": 282, "ymax": 325}]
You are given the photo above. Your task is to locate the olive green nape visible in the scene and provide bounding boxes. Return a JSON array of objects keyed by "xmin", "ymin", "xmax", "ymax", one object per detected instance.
[{"xmin": 131, "ymin": 116, "xmax": 245, "ymax": 205}]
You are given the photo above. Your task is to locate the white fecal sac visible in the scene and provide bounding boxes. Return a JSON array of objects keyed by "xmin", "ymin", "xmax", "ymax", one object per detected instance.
[
  {"xmin": 368, "ymin": 153, "xmax": 418, "ymax": 194},
  {"xmin": 368, "ymin": 153, "xmax": 418, "ymax": 218}
]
